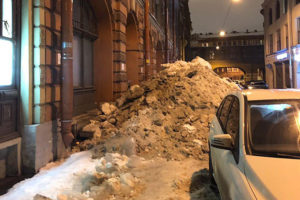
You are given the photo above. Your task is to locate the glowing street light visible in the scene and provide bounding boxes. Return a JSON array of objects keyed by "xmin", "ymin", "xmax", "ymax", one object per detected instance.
[
  {"xmin": 219, "ymin": 30, "xmax": 226, "ymax": 37},
  {"xmin": 216, "ymin": 46, "xmax": 220, "ymax": 50}
]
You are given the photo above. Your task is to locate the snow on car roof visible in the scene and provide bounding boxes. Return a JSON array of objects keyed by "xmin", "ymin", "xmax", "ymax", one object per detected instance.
[{"xmin": 241, "ymin": 89, "xmax": 300, "ymax": 101}]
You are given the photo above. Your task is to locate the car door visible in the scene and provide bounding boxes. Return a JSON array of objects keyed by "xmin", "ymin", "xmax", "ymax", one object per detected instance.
[
  {"xmin": 210, "ymin": 95, "xmax": 233, "ymax": 187},
  {"xmin": 211, "ymin": 96, "xmax": 248, "ymax": 199}
]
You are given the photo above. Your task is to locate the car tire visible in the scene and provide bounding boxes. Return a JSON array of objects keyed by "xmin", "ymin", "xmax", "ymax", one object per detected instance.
[{"xmin": 209, "ymin": 147, "xmax": 216, "ymax": 185}]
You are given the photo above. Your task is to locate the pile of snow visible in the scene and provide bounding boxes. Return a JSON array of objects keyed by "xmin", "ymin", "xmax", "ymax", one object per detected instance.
[
  {"xmin": 74, "ymin": 57, "xmax": 238, "ymax": 161},
  {"xmin": 1, "ymin": 57, "xmax": 227, "ymax": 200}
]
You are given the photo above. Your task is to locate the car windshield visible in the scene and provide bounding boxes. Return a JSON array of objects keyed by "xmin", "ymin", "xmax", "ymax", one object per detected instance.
[{"xmin": 249, "ymin": 100, "xmax": 300, "ymax": 157}]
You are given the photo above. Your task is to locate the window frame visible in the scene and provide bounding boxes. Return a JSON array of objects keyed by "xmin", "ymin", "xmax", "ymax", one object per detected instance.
[
  {"xmin": 277, "ymin": 29, "xmax": 281, "ymax": 51},
  {"xmin": 72, "ymin": 0, "xmax": 97, "ymax": 89},
  {"xmin": 0, "ymin": 0, "xmax": 18, "ymax": 89},
  {"xmin": 269, "ymin": 34, "xmax": 273, "ymax": 54},
  {"xmin": 269, "ymin": 8, "xmax": 273, "ymax": 25},
  {"xmin": 276, "ymin": 0, "xmax": 281, "ymax": 19}
]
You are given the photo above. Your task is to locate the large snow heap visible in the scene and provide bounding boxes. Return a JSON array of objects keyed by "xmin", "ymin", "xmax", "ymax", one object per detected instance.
[{"xmin": 74, "ymin": 57, "xmax": 238, "ymax": 161}]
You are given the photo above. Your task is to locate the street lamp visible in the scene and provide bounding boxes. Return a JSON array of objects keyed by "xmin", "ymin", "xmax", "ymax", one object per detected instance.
[{"xmin": 219, "ymin": 30, "xmax": 226, "ymax": 37}]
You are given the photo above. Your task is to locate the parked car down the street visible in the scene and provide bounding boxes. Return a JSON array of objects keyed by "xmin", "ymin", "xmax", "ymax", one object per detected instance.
[
  {"xmin": 243, "ymin": 80, "xmax": 269, "ymax": 89},
  {"xmin": 209, "ymin": 89, "xmax": 300, "ymax": 200}
]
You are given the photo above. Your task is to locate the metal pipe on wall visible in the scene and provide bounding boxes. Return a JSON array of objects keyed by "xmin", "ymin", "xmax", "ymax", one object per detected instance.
[
  {"xmin": 144, "ymin": 0, "xmax": 151, "ymax": 79},
  {"xmin": 172, "ymin": 0, "xmax": 176, "ymax": 61},
  {"xmin": 61, "ymin": 0, "xmax": 74, "ymax": 147},
  {"xmin": 165, "ymin": 0, "xmax": 169, "ymax": 63}
]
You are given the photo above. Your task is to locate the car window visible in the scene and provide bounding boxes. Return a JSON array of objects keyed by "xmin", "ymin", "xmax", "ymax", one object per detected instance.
[
  {"xmin": 249, "ymin": 101, "xmax": 300, "ymax": 157},
  {"xmin": 219, "ymin": 96, "xmax": 233, "ymax": 129},
  {"xmin": 226, "ymin": 97, "xmax": 240, "ymax": 163},
  {"xmin": 226, "ymin": 98, "xmax": 239, "ymax": 142},
  {"xmin": 217, "ymin": 99, "xmax": 225, "ymax": 118}
]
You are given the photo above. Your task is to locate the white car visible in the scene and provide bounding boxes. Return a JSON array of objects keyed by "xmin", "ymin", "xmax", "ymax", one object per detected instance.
[{"xmin": 209, "ymin": 89, "xmax": 300, "ymax": 200}]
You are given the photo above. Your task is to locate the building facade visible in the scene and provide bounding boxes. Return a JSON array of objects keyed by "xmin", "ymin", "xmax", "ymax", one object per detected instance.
[
  {"xmin": 0, "ymin": 0, "xmax": 191, "ymax": 178},
  {"xmin": 187, "ymin": 31, "xmax": 265, "ymax": 82},
  {"xmin": 262, "ymin": 0, "xmax": 300, "ymax": 89}
]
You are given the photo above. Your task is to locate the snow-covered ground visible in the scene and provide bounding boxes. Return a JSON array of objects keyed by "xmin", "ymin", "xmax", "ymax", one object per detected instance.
[
  {"xmin": 1, "ymin": 151, "xmax": 219, "ymax": 200},
  {"xmin": 1, "ymin": 151, "xmax": 98, "ymax": 200}
]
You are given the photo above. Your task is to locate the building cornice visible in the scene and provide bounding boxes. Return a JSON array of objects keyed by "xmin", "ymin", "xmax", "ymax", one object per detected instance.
[{"xmin": 149, "ymin": 13, "xmax": 165, "ymax": 39}]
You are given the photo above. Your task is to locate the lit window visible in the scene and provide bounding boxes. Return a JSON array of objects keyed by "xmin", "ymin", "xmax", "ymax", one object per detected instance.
[{"xmin": 0, "ymin": 0, "xmax": 14, "ymax": 86}]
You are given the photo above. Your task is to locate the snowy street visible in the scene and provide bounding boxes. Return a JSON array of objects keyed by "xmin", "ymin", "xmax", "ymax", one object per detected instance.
[{"xmin": 1, "ymin": 57, "xmax": 237, "ymax": 200}]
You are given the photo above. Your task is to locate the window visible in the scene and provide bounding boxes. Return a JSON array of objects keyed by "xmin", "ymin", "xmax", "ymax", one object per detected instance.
[
  {"xmin": 260, "ymin": 40, "xmax": 264, "ymax": 45},
  {"xmin": 276, "ymin": 0, "xmax": 280, "ymax": 19},
  {"xmin": 218, "ymin": 96, "xmax": 233, "ymax": 129},
  {"xmin": 283, "ymin": 0, "xmax": 288, "ymax": 14},
  {"xmin": 249, "ymin": 101, "xmax": 300, "ymax": 156},
  {"xmin": 0, "ymin": 0, "xmax": 15, "ymax": 87},
  {"xmin": 209, "ymin": 50, "xmax": 215, "ymax": 60},
  {"xmin": 285, "ymin": 24, "xmax": 289, "ymax": 48},
  {"xmin": 277, "ymin": 29, "xmax": 281, "ymax": 51},
  {"xmin": 72, "ymin": 0, "xmax": 97, "ymax": 88},
  {"xmin": 226, "ymin": 97, "xmax": 240, "ymax": 162},
  {"xmin": 269, "ymin": 8, "xmax": 273, "ymax": 25},
  {"xmin": 269, "ymin": 34, "xmax": 273, "ymax": 54}
]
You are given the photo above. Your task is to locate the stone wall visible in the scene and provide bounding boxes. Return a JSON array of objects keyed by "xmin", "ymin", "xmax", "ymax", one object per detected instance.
[{"xmin": 33, "ymin": 0, "xmax": 62, "ymax": 124}]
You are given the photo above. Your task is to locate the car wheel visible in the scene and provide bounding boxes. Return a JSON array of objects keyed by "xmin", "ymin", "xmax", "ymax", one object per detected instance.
[{"xmin": 209, "ymin": 147, "xmax": 216, "ymax": 185}]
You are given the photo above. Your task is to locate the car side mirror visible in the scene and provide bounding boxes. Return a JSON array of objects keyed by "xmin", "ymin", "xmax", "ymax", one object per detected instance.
[{"xmin": 211, "ymin": 134, "xmax": 233, "ymax": 150}]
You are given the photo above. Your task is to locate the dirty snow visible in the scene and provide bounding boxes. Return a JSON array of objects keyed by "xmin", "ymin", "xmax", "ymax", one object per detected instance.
[{"xmin": 1, "ymin": 57, "xmax": 236, "ymax": 200}]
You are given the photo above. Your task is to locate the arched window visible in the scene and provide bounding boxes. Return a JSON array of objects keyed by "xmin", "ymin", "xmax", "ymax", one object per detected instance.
[
  {"xmin": 269, "ymin": 8, "xmax": 273, "ymax": 25},
  {"xmin": 283, "ymin": 0, "xmax": 288, "ymax": 14},
  {"xmin": 72, "ymin": 0, "xmax": 98, "ymax": 88},
  {"xmin": 276, "ymin": 0, "xmax": 280, "ymax": 19}
]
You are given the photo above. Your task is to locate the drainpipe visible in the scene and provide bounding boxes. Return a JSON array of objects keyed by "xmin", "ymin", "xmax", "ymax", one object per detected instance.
[
  {"xmin": 61, "ymin": 0, "xmax": 74, "ymax": 147},
  {"xmin": 172, "ymin": 0, "xmax": 176, "ymax": 61},
  {"xmin": 165, "ymin": 0, "xmax": 169, "ymax": 63},
  {"xmin": 145, "ymin": 0, "xmax": 151, "ymax": 79}
]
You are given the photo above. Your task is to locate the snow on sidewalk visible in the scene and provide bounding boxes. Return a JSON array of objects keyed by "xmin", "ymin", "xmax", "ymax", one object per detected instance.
[{"xmin": 1, "ymin": 151, "xmax": 98, "ymax": 200}]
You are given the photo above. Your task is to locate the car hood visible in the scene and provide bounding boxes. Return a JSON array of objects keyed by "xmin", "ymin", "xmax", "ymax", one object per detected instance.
[{"xmin": 244, "ymin": 155, "xmax": 300, "ymax": 200}]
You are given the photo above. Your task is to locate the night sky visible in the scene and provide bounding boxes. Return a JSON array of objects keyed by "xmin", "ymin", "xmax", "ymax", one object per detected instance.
[{"xmin": 189, "ymin": 0, "xmax": 264, "ymax": 34}]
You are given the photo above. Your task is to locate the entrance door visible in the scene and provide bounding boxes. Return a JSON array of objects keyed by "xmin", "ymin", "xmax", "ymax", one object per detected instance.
[
  {"xmin": 284, "ymin": 61, "xmax": 291, "ymax": 88},
  {"xmin": 276, "ymin": 63, "xmax": 284, "ymax": 89},
  {"xmin": 0, "ymin": 0, "xmax": 19, "ymax": 142}
]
